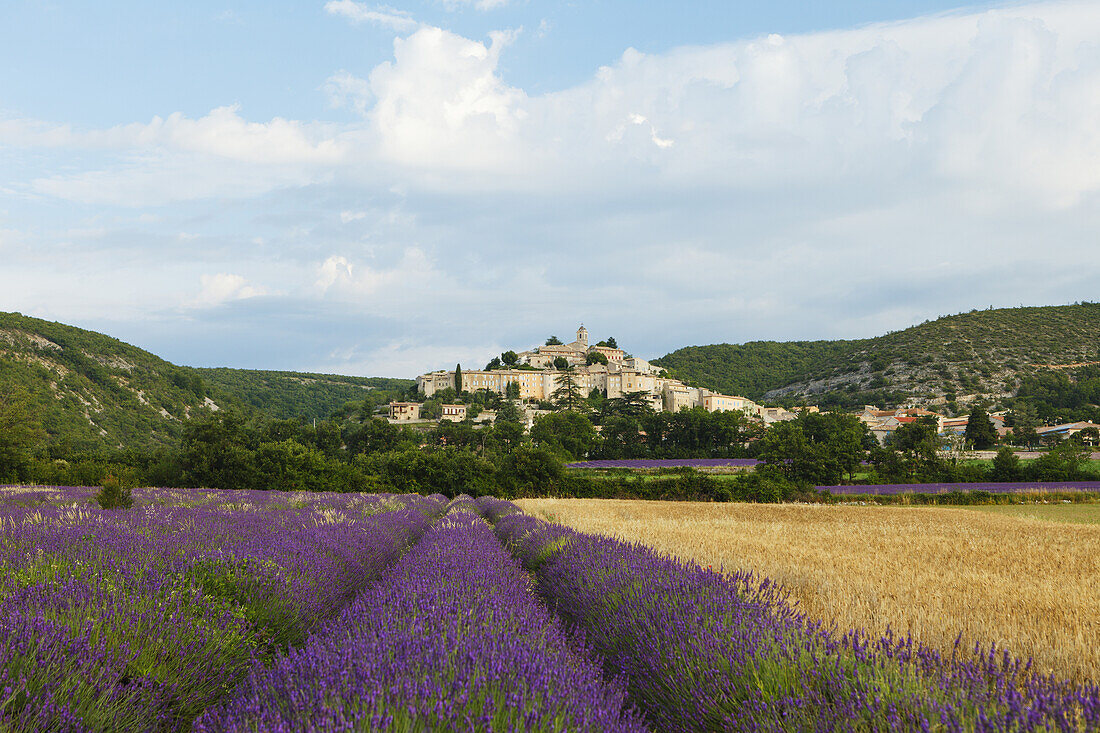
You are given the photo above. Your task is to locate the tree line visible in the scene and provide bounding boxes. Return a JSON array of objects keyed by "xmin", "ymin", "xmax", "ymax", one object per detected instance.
[{"xmin": 2, "ymin": 378, "xmax": 1096, "ymax": 501}]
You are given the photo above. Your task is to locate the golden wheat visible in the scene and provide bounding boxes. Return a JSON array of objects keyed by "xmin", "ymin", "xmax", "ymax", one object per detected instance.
[{"xmin": 515, "ymin": 498, "xmax": 1100, "ymax": 682}]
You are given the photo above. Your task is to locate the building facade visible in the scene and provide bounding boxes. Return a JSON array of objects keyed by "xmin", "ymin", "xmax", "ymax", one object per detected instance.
[
  {"xmin": 416, "ymin": 325, "xmax": 762, "ymax": 418},
  {"xmin": 389, "ymin": 402, "xmax": 421, "ymax": 421}
]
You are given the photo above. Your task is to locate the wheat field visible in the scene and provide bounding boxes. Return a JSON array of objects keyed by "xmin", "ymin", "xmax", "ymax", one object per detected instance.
[{"xmin": 515, "ymin": 498, "xmax": 1100, "ymax": 682}]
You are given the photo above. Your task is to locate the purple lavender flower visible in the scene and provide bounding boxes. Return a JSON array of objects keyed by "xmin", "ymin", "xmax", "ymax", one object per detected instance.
[
  {"xmin": 0, "ymin": 488, "xmax": 440, "ymax": 731},
  {"xmin": 198, "ymin": 496, "xmax": 647, "ymax": 732},
  {"xmin": 490, "ymin": 502, "xmax": 1100, "ymax": 731}
]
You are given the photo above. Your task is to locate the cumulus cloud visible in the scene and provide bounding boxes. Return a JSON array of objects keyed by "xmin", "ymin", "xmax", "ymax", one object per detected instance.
[
  {"xmin": 324, "ymin": 1, "xmax": 418, "ymax": 32},
  {"xmin": 316, "ymin": 255, "xmax": 355, "ymax": 291},
  {"xmin": 193, "ymin": 273, "xmax": 265, "ymax": 307},
  {"xmin": 316, "ymin": 248, "xmax": 439, "ymax": 306},
  {"xmin": 366, "ymin": 27, "xmax": 526, "ymax": 169}
]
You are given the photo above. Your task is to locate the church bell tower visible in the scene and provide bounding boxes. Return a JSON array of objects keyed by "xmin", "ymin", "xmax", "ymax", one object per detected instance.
[{"xmin": 577, "ymin": 324, "xmax": 589, "ymax": 347}]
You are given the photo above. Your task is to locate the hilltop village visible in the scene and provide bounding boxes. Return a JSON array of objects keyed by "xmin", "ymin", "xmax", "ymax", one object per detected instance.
[
  {"xmin": 394, "ymin": 324, "xmax": 1100, "ymax": 447},
  {"xmin": 399, "ymin": 326, "xmax": 793, "ymax": 424}
]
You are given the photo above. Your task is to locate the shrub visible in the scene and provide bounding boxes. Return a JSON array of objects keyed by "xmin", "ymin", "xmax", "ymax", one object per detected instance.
[{"xmin": 95, "ymin": 474, "xmax": 134, "ymax": 510}]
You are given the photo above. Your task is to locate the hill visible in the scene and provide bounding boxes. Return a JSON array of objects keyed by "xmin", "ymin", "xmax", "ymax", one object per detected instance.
[
  {"xmin": 0, "ymin": 312, "xmax": 411, "ymax": 451},
  {"xmin": 652, "ymin": 303, "xmax": 1100, "ymax": 412},
  {"xmin": 0, "ymin": 312, "xmax": 222, "ymax": 450},
  {"xmin": 194, "ymin": 368, "xmax": 411, "ymax": 421}
]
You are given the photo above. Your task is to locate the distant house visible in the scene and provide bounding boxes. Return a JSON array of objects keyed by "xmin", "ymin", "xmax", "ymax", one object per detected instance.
[
  {"xmin": 389, "ymin": 402, "xmax": 421, "ymax": 421},
  {"xmin": 759, "ymin": 407, "xmax": 798, "ymax": 424},
  {"xmin": 440, "ymin": 404, "xmax": 467, "ymax": 422},
  {"xmin": 1036, "ymin": 421, "xmax": 1100, "ymax": 444}
]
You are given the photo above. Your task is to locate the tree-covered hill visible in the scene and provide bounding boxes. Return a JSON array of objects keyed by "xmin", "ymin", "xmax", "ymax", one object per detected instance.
[
  {"xmin": 0, "ymin": 312, "xmax": 412, "ymax": 451},
  {"xmin": 194, "ymin": 368, "xmax": 411, "ymax": 421},
  {"xmin": 0, "ymin": 312, "xmax": 222, "ymax": 450},
  {"xmin": 653, "ymin": 303, "xmax": 1100, "ymax": 411}
]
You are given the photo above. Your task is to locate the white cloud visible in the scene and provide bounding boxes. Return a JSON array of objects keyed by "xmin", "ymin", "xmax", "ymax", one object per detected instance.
[
  {"xmin": 324, "ymin": 1, "xmax": 418, "ymax": 32},
  {"xmin": 24, "ymin": 106, "xmax": 344, "ymax": 205},
  {"xmin": 194, "ymin": 273, "xmax": 265, "ymax": 307},
  {"xmin": 317, "ymin": 248, "xmax": 437, "ymax": 303},
  {"xmin": 366, "ymin": 27, "xmax": 527, "ymax": 169},
  {"xmin": 7, "ymin": 1, "xmax": 1100, "ymax": 372},
  {"xmin": 443, "ymin": 0, "xmax": 511, "ymax": 10},
  {"xmin": 323, "ymin": 70, "xmax": 373, "ymax": 115},
  {"xmin": 316, "ymin": 255, "xmax": 355, "ymax": 291}
]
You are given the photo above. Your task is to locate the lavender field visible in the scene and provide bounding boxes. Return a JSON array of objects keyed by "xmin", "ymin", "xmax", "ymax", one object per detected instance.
[
  {"xmin": 566, "ymin": 459, "xmax": 760, "ymax": 469},
  {"xmin": 822, "ymin": 481, "xmax": 1100, "ymax": 495},
  {"xmin": 1, "ymin": 487, "xmax": 1097, "ymax": 731}
]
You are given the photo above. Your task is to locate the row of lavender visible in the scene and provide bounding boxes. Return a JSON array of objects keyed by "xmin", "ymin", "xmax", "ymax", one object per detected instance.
[
  {"xmin": 478, "ymin": 497, "xmax": 1100, "ymax": 731},
  {"xmin": 566, "ymin": 459, "xmax": 761, "ymax": 469},
  {"xmin": 0, "ymin": 488, "xmax": 444, "ymax": 731},
  {"xmin": 197, "ymin": 496, "xmax": 646, "ymax": 731},
  {"xmin": 5, "ymin": 487, "xmax": 1098, "ymax": 730},
  {"xmin": 822, "ymin": 481, "xmax": 1100, "ymax": 495}
]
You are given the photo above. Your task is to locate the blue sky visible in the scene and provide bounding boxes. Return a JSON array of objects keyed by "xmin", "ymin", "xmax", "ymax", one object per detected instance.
[
  {"xmin": 2, "ymin": 1, "xmax": 998, "ymax": 123},
  {"xmin": 1, "ymin": 0, "xmax": 1098, "ymax": 376}
]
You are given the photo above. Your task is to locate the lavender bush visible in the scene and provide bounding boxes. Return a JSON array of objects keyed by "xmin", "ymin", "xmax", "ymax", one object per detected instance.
[
  {"xmin": 198, "ymin": 496, "xmax": 647, "ymax": 732},
  {"xmin": 489, "ymin": 501, "xmax": 1100, "ymax": 731},
  {"xmin": 0, "ymin": 488, "xmax": 440, "ymax": 731}
]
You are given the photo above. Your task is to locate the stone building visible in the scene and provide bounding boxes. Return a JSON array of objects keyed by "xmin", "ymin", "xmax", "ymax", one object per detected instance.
[
  {"xmin": 416, "ymin": 324, "xmax": 762, "ymax": 418},
  {"xmin": 388, "ymin": 402, "xmax": 421, "ymax": 421}
]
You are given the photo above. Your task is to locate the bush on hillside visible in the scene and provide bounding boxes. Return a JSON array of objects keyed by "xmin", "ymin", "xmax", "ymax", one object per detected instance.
[{"xmin": 96, "ymin": 474, "xmax": 134, "ymax": 510}]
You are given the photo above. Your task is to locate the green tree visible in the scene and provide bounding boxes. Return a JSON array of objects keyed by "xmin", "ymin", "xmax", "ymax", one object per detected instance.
[
  {"xmin": 545, "ymin": 336, "xmax": 563, "ymax": 346},
  {"xmin": 872, "ymin": 416, "xmax": 947, "ymax": 482},
  {"xmin": 419, "ymin": 399, "xmax": 442, "ymax": 420},
  {"xmin": 1013, "ymin": 425, "xmax": 1039, "ymax": 451},
  {"xmin": 586, "ymin": 351, "xmax": 608, "ymax": 365},
  {"xmin": 1028, "ymin": 439, "xmax": 1090, "ymax": 480},
  {"xmin": 989, "ymin": 446, "xmax": 1021, "ymax": 481},
  {"xmin": 454, "ymin": 363, "xmax": 463, "ymax": 393},
  {"xmin": 495, "ymin": 399, "xmax": 524, "ymax": 425},
  {"xmin": 553, "ymin": 356, "xmax": 569, "ymax": 370},
  {"xmin": 176, "ymin": 410, "xmax": 261, "ymax": 491},
  {"xmin": 531, "ymin": 412, "xmax": 599, "ymax": 460},
  {"xmin": 484, "ymin": 357, "xmax": 502, "ymax": 370},
  {"xmin": 586, "ymin": 387, "xmax": 606, "ymax": 411},
  {"xmin": 964, "ymin": 405, "xmax": 997, "ymax": 449},
  {"xmin": 757, "ymin": 422, "xmax": 843, "ymax": 486},
  {"xmin": 501, "ymin": 350, "xmax": 518, "ymax": 366},
  {"xmin": 600, "ymin": 390, "xmax": 653, "ymax": 421},
  {"xmin": 95, "ymin": 474, "xmax": 134, "ymax": 510},
  {"xmin": 499, "ymin": 445, "xmax": 564, "ymax": 497},
  {"xmin": 485, "ymin": 421, "xmax": 525, "ymax": 454},
  {"xmin": 505, "ymin": 381, "xmax": 521, "ymax": 400},
  {"xmin": 551, "ymin": 367, "xmax": 585, "ymax": 412},
  {"xmin": 598, "ymin": 416, "xmax": 646, "ymax": 459},
  {"xmin": 0, "ymin": 385, "xmax": 44, "ymax": 482},
  {"xmin": 794, "ymin": 411, "xmax": 869, "ymax": 481}
]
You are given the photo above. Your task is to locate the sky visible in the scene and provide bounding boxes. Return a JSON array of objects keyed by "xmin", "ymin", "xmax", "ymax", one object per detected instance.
[{"xmin": 1, "ymin": 0, "xmax": 1098, "ymax": 377}]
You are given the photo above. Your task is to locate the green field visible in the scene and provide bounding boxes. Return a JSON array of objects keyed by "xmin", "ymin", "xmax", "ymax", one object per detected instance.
[{"xmin": 963, "ymin": 503, "xmax": 1100, "ymax": 525}]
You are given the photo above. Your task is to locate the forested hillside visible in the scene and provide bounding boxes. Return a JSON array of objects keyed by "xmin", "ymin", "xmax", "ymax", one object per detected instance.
[
  {"xmin": 0, "ymin": 312, "xmax": 410, "ymax": 451},
  {"xmin": 654, "ymin": 303, "xmax": 1100, "ymax": 411},
  {"xmin": 0, "ymin": 312, "xmax": 220, "ymax": 450},
  {"xmin": 195, "ymin": 368, "xmax": 411, "ymax": 421}
]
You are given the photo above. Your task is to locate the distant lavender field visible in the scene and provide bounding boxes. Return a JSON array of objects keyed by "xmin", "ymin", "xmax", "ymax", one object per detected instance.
[
  {"xmin": 821, "ymin": 482, "xmax": 1100, "ymax": 495},
  {"xmin": 566, "ymin": 459, "xmax": 760, "ymax": 469}
]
